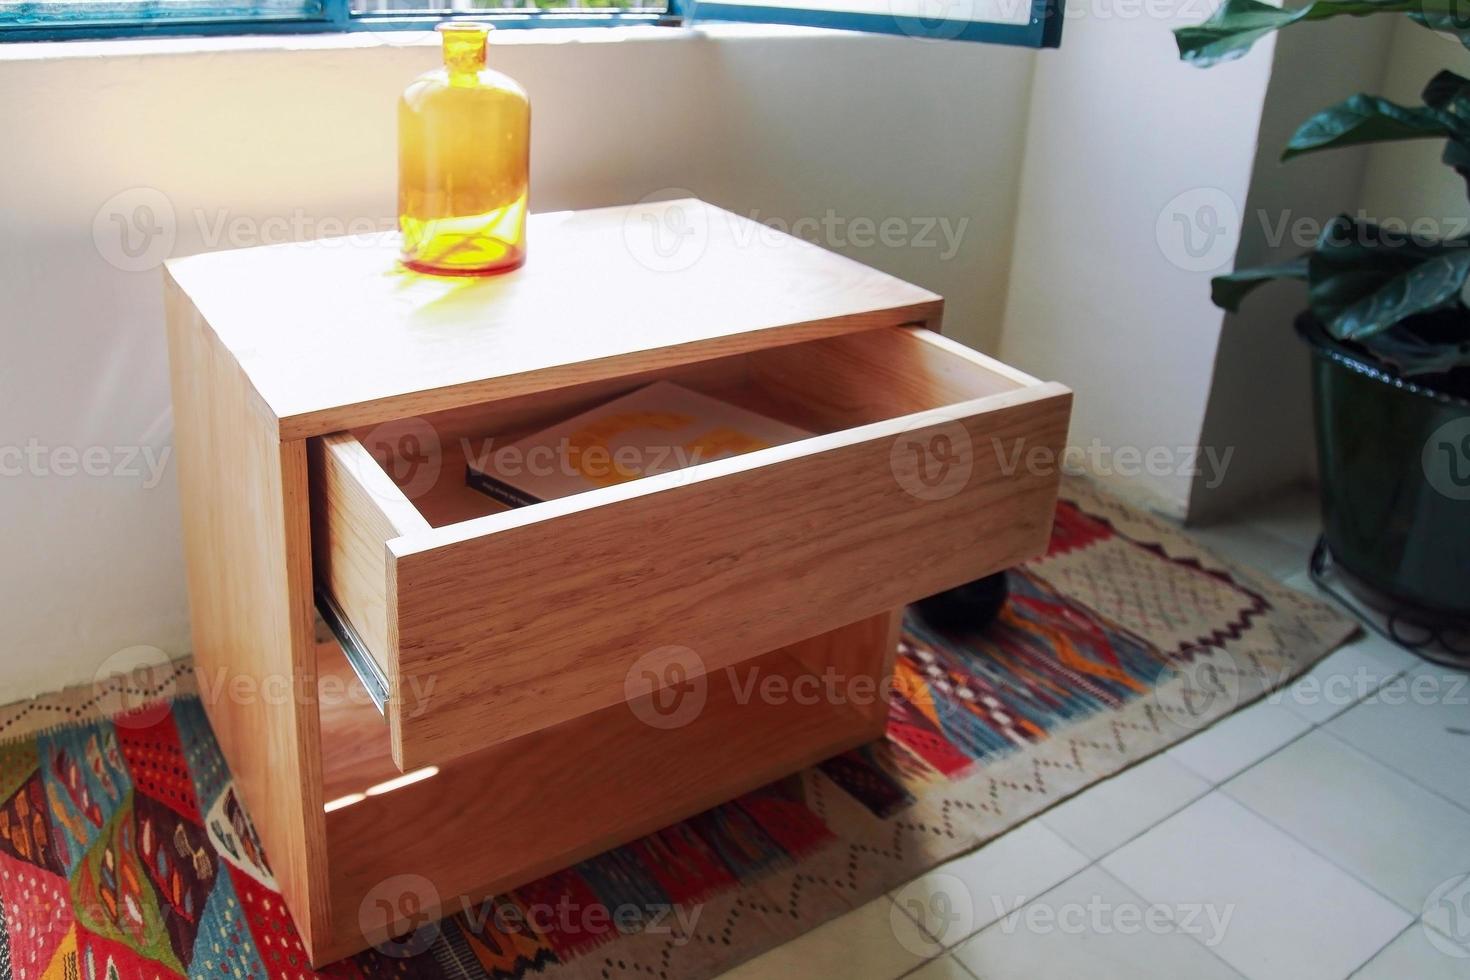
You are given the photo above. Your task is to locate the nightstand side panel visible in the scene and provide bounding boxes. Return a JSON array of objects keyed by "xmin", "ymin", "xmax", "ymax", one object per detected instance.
[{"xmin": 164, "ymin": 271, "xmax": 331, "ymax": 949}]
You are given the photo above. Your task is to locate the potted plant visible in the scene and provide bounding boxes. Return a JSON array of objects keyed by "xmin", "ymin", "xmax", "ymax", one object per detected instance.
[{"xmin": 1174, "ymin": 0, "xmax": 1470, "ymax": 653}]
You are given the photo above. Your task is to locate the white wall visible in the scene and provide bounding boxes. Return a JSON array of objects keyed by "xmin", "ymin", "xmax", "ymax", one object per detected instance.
[
  {"xmin": 998, "ymin": 11, "xmax": 1278, "ymax": 516},
  {"xmin": 996, "ymin": 9, "xmax": 1413, "ymax": 520},
  {"xmin": 0, "ymin": 26, "xmax": 1037, "ymax": 703},
  {"xmin": 1189, "ymin": 16, "xmax": 1397, "ymax": 521}
]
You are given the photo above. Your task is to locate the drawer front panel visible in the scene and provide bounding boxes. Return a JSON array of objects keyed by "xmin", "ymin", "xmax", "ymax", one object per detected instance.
[{"xmin": 383, "ymin": 383, "xmax": 1071, "ymax": 769}]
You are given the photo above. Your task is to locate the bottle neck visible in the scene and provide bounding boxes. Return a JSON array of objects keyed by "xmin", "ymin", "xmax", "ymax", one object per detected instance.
[{"xmin": 440, "ymin": 25, "xmax": 489, "ymax": 78}]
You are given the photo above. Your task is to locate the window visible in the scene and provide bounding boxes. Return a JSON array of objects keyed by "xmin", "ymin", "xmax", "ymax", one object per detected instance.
[
  {"xmin": 0, "ymin": 0, "xmax": 671, "ymax": 38},
  {"xmin": 356, "ymin": 0, "xmax": 666, "ymax": 11},
  {"xmin": 0, "ymin": 0, "xmax": 1058, "ymax": 46}
]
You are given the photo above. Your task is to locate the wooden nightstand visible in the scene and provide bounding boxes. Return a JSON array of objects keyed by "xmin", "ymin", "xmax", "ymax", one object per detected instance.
[{"xmin": 164, "ymin": 199, "xmax": 1071, "ymax": 965}]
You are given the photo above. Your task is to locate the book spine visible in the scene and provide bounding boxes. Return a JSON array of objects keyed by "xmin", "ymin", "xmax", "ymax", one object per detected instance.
[{"xmin": 465, "ymin": 469, "xmax": 544, "ymax": 509}]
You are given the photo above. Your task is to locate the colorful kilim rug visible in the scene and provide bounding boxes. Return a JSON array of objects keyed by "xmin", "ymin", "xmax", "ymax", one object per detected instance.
[{"xmin": 0, "ymin": 478, "xmax": 1356, "ymax": 979}]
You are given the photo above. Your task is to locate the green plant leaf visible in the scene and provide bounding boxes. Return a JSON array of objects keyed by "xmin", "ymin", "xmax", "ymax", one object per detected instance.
[
  {"xmin": 1308, "ymin": 215, "xmax": 1470, "ymax": 340},
  {"xmin": 1422, "ymin": 70, "xmax": 1470, "ymax": 111},
  {"xmin": 1282, "ymin": 95, "xmax": 1453, "ymax": 160},
  {"xmin": 1211, "ymin": 257, "xmax": 1310, "ymax": 312},
  {"xmin": 1175, "ymin": 0, "xmax": 1419, "ymax": 67}
]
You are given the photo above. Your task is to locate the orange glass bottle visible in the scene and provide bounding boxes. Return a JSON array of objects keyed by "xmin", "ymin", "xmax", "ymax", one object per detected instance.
[{"xmin": 398, "ymin": 22, "xmax": 530, "ymax": 276}]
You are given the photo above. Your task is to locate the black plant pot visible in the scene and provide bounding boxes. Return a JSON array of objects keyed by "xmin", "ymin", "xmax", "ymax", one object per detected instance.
[{"xmin": 1297, "ymin": 314, "xmax": 1470, "ymax": 624}]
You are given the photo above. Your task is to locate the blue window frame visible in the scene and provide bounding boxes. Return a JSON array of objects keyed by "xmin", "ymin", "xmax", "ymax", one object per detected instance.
[
  {"xmin": 688, "ymin": 0, "xmax": 1060, "ymax": 48},
  {"xmin": 1, "ymin": 0, "xmax": 1061, "ymax": 46}
]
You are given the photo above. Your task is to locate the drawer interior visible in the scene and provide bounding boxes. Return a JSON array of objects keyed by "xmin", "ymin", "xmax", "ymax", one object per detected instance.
[{"xmin": 347, "ymin": 326, "xmax": 1028, "ymax": 529}]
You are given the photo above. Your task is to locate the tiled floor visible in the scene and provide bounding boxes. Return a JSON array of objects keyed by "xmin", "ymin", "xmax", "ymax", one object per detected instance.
[{"xmin": 719, "ymin": 490, "xmax": 1470, "ymax": 980}]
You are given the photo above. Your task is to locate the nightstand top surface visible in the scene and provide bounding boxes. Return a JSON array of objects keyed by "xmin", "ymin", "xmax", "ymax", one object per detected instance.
[{"xmin": 166, "ymin": 198, "xmax": 943, "ymax": 439}]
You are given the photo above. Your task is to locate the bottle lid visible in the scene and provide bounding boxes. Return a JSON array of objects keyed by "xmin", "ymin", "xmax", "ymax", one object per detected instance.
[{"xmin": 436, "ymin": 20, "xmax": 494, "ymax": 34}]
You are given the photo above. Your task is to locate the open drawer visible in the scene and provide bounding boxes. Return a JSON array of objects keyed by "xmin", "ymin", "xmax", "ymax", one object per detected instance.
[{"xmin": 309, "ymin": 325, "xmax": 1071, "ymax": 771}]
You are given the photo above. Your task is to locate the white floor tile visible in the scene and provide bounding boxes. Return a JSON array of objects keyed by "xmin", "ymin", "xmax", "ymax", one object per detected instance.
[
  {"xmin": 888, "ymin": 821, "xmax": 1089, "ymax": 950},
  {"xmin": 1101, "ymin": 793, "xmax": 1410, "ymax": 980},
  {"xmin": 1042, "ymin": 754, "xmax": 1210, "ymax": 859},
  {"xmin": 1327, "ymin": 664, "xmax": 1470, "ymax": 811},
  {"xmin": 1353, "ymin": 922, "xmax": 1470, "ymax": 979},
  {"xmin": 903, "ymin": 953, "xmax": 978, "ymax": 980},
  {"xmin": 716, "ymin": 897, "xmax": 934, "ymax": 980},
  {"xmin": 1166, "ymin": 699, "xmax": 1312, "ymax": 785},
  {"xmin": 953, "ymin": 866, "xmax": 1245, "ymax": 980},
  {"xmin": 1224, "ymin": 729, "xmax": 1470, "ymax": 912}
]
